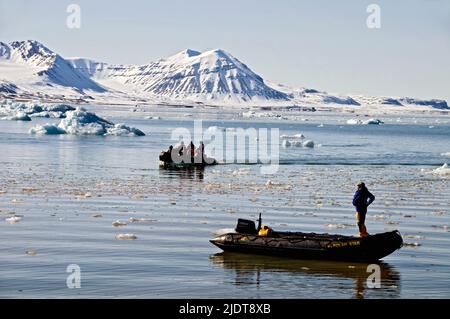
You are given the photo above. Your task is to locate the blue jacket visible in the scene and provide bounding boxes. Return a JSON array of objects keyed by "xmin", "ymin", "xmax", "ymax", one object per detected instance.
[{"xmin": 353, "ymin": 188, "xmax": 375, "ymax": 211}]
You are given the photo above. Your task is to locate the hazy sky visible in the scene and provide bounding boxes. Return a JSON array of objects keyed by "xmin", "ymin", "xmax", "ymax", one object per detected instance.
[{"xmin": 1, "ymin": 0, "xmax": 449, "ymax": 101}]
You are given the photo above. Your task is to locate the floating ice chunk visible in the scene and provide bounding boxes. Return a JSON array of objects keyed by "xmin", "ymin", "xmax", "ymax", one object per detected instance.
[
  {"xmin": 302, "ymin": 140, "xmax": 315, "ymax": 148},
  {"xmin": 145, "ymin": 116, "xmax": 161, "ymax": 120},
  {"xmin": 441, "ymin": 152, "xmax": 450, "ymax": 157},
  {"xmin": 346, "ymin": 119, "xmax": 362, "ymax": 125},
  {"xmin": 282, "ymin": 140, "xmax": 291, "ymax": 148},
  {"xmin": 232, "ymin": 168, "xmax": 250, "ymax": 176},
  {"xmin": 266, "ymin": 179, "xmax": 280, "ymax": 187},
  {"xmin": 347, "ymin": 118, "xmax": 383, "ymax": 125},
  {"xmin": 6, "ymin": 216, "xmax": 22, "ymax": 223},
  {"xmin": 5, "ymin": 112, "xmax": 31, "ymax": 121},
  {"xmin": 29, "ymin": 124, "xmax": 65, "ymax": 135},
  {"xmin": 116, "ymin": 233, "xmax": 137, "ymax": 240},
  {"xmin": 105, "ymin": 123, "xmax": 145, "ymax": 136},
  {"xmin": 432, "ymin": 163, "xmax": 450, "ymax": 176},
  {"xmin": 112, "ymin": 220, "xmax": 127, "ymax": 227},
  {"xmin": 363, "ymin": 118, "xmax": 384, "ymax": 125},
  {"xmin": 206, "ymin": 126, "xmax": 226, "ymax": 133},
  {"xmin": 44, "ymin": 104, "xmax": 76, "ymax": 113},
  {"xmin": 29, "ymin": 107, "xmax": 145, "ymax": 136},
  {"xmin": 26, "ymin": 250, "xmax": 37, "ymax": 256},
  {"xmin": 280, "ymin": 134, "xmax": 305, "ymax": 139}
]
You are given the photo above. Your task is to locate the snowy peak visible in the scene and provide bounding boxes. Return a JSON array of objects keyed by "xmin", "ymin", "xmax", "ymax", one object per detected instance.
[
  {"xmin": 168, "ymin": 49, "xmax": 201, "ymax": 60},
  {"xmin": 9, "ymin": 40, "xmax": 56, "ymax": 66},
  {"xmin": 0, "ymin": 40, "xmax": 105, "ymax": 93},
  {"xmin": 116, "ymin": 48, "xmax": 289, "ymax": 102}
]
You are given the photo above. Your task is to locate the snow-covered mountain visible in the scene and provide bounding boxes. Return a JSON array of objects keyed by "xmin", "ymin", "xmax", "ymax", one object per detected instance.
[
  {"xmin": 0, "ymin": 40, "xmax": 105, "ymax": 95},
  {"xmin": 0, "ymin": 39, "xmax": 448, "ymax": 111},
  {"xmin": 67, "ymin": 48, "xmax": 290, "ymax": 103}
]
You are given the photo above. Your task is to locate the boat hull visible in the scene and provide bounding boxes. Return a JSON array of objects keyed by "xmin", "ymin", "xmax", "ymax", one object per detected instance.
[
  {"xmin": 210, "ymin": 230, "xmax": 403, "ymax": 262},
  {"xmin": 159, "ymin": 160, "xmax": 217, "ymax": 169}
]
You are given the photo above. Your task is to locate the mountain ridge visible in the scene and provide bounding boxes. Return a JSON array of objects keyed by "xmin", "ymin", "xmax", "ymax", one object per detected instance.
[{"xmin": 0, "ymin": 40, "xmax": 448, "ymax": 110}]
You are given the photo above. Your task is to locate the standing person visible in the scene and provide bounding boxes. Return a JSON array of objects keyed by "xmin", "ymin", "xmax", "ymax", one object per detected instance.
[
  {"xmin": 197, "ymin": 141, "xmax": 205, "ymax": 163},
  {"xmin": 187, "ymin": 141, "xmax": 195, "ymax": 163},
  {"xmin": 352, "ymin": 181, "xmax": 375, "ymax": 237}
]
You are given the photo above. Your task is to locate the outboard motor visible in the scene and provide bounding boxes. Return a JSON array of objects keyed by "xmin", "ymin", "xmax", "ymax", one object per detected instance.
[{"xmin": 235, "ymin": 219, "xmax": 257, "ymax": 234}]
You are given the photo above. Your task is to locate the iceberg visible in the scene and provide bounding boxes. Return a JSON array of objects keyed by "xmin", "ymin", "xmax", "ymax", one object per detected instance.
[
  {"xmin": 346, "ymin": 118, "xmax": 384, "ymax": 125},
  {"xmin": 29, "ymin": 123, "xmax": 65, "ymax": 135},
  {"xmin": 363, "ymin": 118, "xmax": 384, "ymax": 125},
  {"xmin": 433, "ymin": 163, "xmax": 450, "ymax": 176},
  {"xmin": 29, "ymin": 107, "xmax": 145, "ymax": 136},
  {"xmin": 346, "ymin": 119, "xmax": 362, "ymax": 125},
  {"xmin": 4, "ymin": 112, "xmax": 31, "ymax": 121},
  {"xmin": 0, "ymin": 100, "xmax": 76, "ymax": 119},
  {"xmin": 280, "ymin": 134, "xmax": 305, "ymax": 139}
]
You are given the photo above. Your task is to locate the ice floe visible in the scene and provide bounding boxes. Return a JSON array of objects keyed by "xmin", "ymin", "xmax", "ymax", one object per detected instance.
[
  {"xmin": 422, "ymin": 163, "xmax": 450, "ymax": 176},
  {"xmin": 29, "ymin": 123, "xmax": 65, "ymax": 135},
  {"xmin": 115, "ymin": 233, "xmax": 137, "ymax": 240},
  {"xmin": 3, "ymin": 111, "xmax": 31, "ymax": 121},
  {"xmin": 441, "ymin": 152, "xmax": 450, "ymax": 157},
  {"xmin": 29, "ymin": 107, "xmax": 145, "ymax": 136},
  {"xmin": 280, "ymin": 134, "xmax": 305, "ymax": 139},
  {"xmin": 0, "ymin": 100, "xmax": 75, "ymax": 120},
  {"xmin": 112, "ymin": 220, "xmax": 127, "ymax": 227},
  {"xmin": 346, "ymin": 118, "xmax": 384, "ymax": 125},
  {"xmin": 5, "ymin": 216, "xmax": 22, "ymax": 223},
  {"xmin": 281, "ymin": 134, "xmax": 315, "ymax": 148}
]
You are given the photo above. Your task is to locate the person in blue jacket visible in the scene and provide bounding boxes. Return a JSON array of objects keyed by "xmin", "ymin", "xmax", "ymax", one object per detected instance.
[{"xmin": 352, "ymin": 181, "xmax": 375, "ymax": 237}]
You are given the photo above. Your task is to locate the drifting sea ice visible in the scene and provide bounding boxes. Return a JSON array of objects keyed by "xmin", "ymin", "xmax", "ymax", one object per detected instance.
[
  {"xmin": 282, "ymin": 138, "xmax": 315, "ymax": 148},
  {"xmin": 441, "ymin": 152, "xmax": 450, "ymax": 157},
  {"xmin": 280, "ymin": 134, "xmax": 305, "ymax": 139},
  {"xmin": 29, "ymin": 124, "xmax": 65, "ymax": 135},
  {"xmin": 4, "ymin": 112, "xmax": 31, "ymax": 121},
  {"xmin": 346, "ymin": 118, "xmax": 384, "ymax": 125},
  {"xmin": 115, "ymin": 233, "xmax": 137, "ymax": 240},
  {"xmin": 432, "ymin": 164, "xmax": 450, "ymax": 176},
  {"xmin": 5, "ymin": 216, "xmax": 22, "ymax": 223},
  {"xmin": 29, "ymin": 107, "xmax": 145, "ymax": 136},
  {"xmin": 0, "ymin": 100, "xmax": 75, "ymax": 119},
  {"xmin": 421, "ymin": 163, "xmax": 450, "ymax": 176}
]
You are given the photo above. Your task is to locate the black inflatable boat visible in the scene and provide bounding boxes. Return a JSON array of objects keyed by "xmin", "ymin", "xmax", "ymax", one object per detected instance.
[{"xmin": 210, "ymin": 216, "xmax": 403, "ymax": 262}]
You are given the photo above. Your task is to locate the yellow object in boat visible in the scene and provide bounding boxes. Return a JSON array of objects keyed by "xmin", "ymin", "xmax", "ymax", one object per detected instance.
[{"xmin": 258, "ymin": 225, "xmax": 272, "ymax": 237}]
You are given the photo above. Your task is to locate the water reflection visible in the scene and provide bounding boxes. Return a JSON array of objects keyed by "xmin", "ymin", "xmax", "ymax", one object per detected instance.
[
  {"xmin": 158, "ymin": 166, "xmax": 205, "ymax": 180},
  {"xmin": 210, "ymin": 252, "xmax": 401, "ymax": 299}
]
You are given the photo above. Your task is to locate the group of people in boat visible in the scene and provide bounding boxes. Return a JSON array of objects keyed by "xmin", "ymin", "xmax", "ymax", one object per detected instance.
[{"xmin": 160, "ymin": 140, "xmax": 210, "ymax": 164}]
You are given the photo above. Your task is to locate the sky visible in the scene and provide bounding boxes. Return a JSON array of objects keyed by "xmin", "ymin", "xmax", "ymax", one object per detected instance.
[{"xmin": 0, "ymin": 0, "xmax": 449, "ymax": 101}]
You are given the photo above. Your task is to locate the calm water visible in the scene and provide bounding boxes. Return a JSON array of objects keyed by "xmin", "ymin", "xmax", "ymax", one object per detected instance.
[{"xmin": 0, "ymin": 105, "xmax": 449, "ymax": 298}]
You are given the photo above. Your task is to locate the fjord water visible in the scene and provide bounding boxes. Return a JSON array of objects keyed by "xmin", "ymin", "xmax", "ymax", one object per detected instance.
[{"xmin": 0, "ymin": 106, "xmax": 449, "ymax": 298}]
